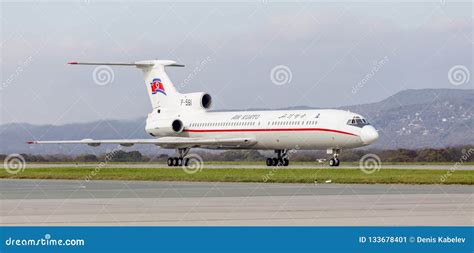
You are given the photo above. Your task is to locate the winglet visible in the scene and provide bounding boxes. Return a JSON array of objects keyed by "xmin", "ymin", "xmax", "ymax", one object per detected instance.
[
  {"xmin": 68, "ymin": 61, "xmax": 78, "ymax": 65},
  {"xmin": 26, "ymin": 141, "xmax": 37, "ymax": 144}
]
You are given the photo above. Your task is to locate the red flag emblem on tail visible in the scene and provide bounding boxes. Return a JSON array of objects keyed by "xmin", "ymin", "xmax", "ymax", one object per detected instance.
[{"xmin": 150, "ymin": 78, "xmax": 166, "ymax": 96}]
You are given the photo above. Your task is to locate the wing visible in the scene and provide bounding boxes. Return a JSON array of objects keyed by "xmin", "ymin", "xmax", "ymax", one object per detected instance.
[{"xmin": 27, "ymin": 137, "xmax": 257, "ymax": 149}]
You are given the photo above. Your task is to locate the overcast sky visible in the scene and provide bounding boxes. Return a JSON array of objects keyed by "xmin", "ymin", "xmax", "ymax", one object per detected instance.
[{"xmin": 1, "ymin": 1, "xmax": 472, "ymax": 125}]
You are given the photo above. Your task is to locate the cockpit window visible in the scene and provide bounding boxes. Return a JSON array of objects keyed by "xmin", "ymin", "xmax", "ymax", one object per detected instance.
[{"xmin": 347, "ymin": 116, "xmax": 369, "ymax": 127}]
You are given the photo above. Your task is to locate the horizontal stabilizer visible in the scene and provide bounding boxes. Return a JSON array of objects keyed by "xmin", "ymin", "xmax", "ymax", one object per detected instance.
[{"xmin": 67, "ymin": 60, "xmax": 184, "ymax": 68}]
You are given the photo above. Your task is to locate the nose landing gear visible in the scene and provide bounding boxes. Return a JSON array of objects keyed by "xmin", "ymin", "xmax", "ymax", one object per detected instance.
[
  {"xmin": 265, "ymin": 149, "xmax": 289, "ymax": 166},
  {"xmin": 329, "ymin": 158, "xmax": 340, "ymax": 167},
  {"xmin": 328, "ymin": 148, "xmax": 340, "ymax": 167}
]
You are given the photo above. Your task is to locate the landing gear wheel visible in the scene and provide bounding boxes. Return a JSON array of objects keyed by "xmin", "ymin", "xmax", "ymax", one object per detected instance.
[
  {"xmin": 265, "ymin": 150, "xmax": 290, "ymax": 167},
  {"xmin": 278, "ymin": 158, "xmax": 284, "ymax": 166},
  {"xmin": 167, "ymin": 157, "xmax": 174, "ymax": 167},
  {"xmin": 272, "ymin": 158, "xmax": 279, "ymax": 166},
  {"xmin": 328, "ymin": 148, "xmax": 341, "ymax": 167},
  {"xmin": 173, "ymin": 157, "xmax": 179, "ymax": 166},
  {"xmin": 178, "ymin": 157, "xmax": 183, "ymax": 166},
  {"xmin": 266, "ymin": 158, "xmax": 273, "ymax": 166},
  {"xmin": 183, "ymin": 158, "xmax": 190, "ymax": 166},
  {"xmin": 334, "ymin": 158, "xmax": 340, "ymax": 167}
]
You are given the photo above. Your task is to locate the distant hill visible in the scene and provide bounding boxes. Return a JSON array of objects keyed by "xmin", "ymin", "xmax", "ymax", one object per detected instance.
[
  {"xmin": 1, "ymin": 89, "xmax": 473, "ymax": 155},
  {"xmin": 0, "ymin": 119, "xmax": 152, "ymax": 155},
  {"xmin": 339, "ymin": 89, "xmax": 474, "ymax": 149}
]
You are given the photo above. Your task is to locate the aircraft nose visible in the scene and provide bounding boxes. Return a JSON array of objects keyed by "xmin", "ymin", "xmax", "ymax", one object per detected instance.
[{"xmin": 361, "ymin": 125, "xmax": 379, "ymax": 144}]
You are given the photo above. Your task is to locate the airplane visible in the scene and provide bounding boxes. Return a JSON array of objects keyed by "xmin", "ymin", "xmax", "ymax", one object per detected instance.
[{"xmin": 28, "ymin": 59, "xmax": 379, "ymax": 167}]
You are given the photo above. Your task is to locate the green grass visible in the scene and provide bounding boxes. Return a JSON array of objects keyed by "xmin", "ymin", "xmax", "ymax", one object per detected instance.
[{"xmin": 1, "ymin": 167, "xmax": 472, "ymax": 185}]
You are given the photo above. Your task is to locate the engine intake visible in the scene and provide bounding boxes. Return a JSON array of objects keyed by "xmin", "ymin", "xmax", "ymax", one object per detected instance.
[
  {"xmin": 172, "ymin": 119, "xmax": 184, "ymax": 133},
  {"xmin": 201, "ymin": 93, "xmax": 212, "ymax": 109},
  {"xmin": 145, "ymin": 118, "xmax": 185, "ymax": 137},
  {"xmin": 179, "ymin": 92, "xmax": 212, "ymax": 110}
]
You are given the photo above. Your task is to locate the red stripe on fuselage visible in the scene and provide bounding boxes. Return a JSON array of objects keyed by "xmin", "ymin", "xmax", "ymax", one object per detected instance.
[{"xmin": 183, "ymin": 128, "xmax": 358, "ymax": 136}]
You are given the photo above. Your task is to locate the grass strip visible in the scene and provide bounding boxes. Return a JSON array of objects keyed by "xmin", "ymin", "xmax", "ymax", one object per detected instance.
[{"xmin": 0, "ymin": 168, "xmax": 472, "ymax": 185}]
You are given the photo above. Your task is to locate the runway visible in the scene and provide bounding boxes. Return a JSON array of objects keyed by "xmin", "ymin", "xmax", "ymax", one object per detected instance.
[
  {"xmin": 17, "ymin": 163, "xmax": 474, "ymax": 170},
  {"xmin": 1, "ymin": 179, "xmax": 472, "ymax": 226}
]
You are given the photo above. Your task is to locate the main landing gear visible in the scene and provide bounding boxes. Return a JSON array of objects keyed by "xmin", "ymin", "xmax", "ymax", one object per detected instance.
[
  {"xmin": 328, "ymin": 148, "xmax": 340, "ymax": 167},
  {"xmin": 265, "ymin": 149, "xmax": 289, "ymax": 167},
  {"xmin": 167, "ymin": 148, "xmax": 190, "ymax": 167}
]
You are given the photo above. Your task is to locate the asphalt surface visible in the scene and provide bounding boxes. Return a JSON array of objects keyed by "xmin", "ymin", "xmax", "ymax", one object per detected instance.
[
  {"xmin": 1, "ymin": 179, "xmax": 472, "ymax": 226},
  {"xmin": 14, "ymin": 163, "xmax": 474, "ymax": 170}
]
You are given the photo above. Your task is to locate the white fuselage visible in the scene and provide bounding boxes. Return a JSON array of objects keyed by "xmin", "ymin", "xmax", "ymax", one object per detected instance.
[{"xmin": 145, "ymin": 108, "xmax": 379, "ymax": 150}]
